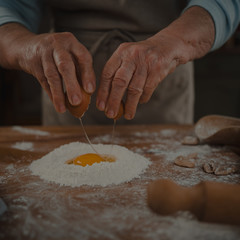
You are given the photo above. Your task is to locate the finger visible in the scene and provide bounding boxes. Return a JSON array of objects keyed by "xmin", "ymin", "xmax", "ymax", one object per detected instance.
[
  {"xmin": 53, "ymin": 48, "xmax": 81, "ymax": 106},
  {"xmin": 124, "ymin": 66, "xmax": 147, "ymax": 119},
  {"xmin": 105, "ymin": 61, "xmax": 135, "ymax": 119},
  {"xmin": 37, "ymin": 71, "xmax": 52, "ymax": 100},
  {"xmin": 139, "ymin": 72, "xmax": 161, "ymax": 104},
  {"xmin": 96, "ymin": 55, "xmax": 122, "ymax": 111},
  {"xmin": 41, "ymin": 51, "xmax": 66, "ymax": 113},
  {"xmin": 33, "ymin": 60, "xmax": 52, "ymax": 101},
  {"xmin": 140, "ymin": 57, "xmax": 179, "ymax": 104},
  {"xmin": 72, "ymin": 45, "xmax": 96, "ymax": 94}
]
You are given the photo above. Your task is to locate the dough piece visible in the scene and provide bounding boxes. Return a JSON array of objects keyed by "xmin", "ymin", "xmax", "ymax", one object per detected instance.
[
  {"xmin": 203, "ymin": 162, "xmax": 238, "ymax": 176},
  {"xmin": 174, "ymin": 155, "xmax": 195, "ymax": 168},
  {"xmin": 181, "ymin": 136, "xmax": 199, "ymax": 145},
  {"xmin": 202, "ymin": 162, "xmax": 216, "ymax": 174},
  {"xmin": 214, "ymin": 165, "xmax": 238, "ymax": 176}
]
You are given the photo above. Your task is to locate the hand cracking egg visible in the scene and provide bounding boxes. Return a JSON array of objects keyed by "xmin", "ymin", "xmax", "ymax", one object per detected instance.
[
  {"xmin": 65, "ymin": 153, "xmax": 116, "ymax": 166},
  {"xmin": 65, "ymin": 89, "xmax": 91, "ymax": 118},
  {"xmin": 65, "ymin": 89, "xmax": 124, "ymax": 120}
]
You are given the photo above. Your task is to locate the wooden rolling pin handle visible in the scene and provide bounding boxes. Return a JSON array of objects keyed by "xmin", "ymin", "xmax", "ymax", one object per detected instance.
[{"xmin": 147, "ymin": 179, "xmax": 240, "ymax": 225}]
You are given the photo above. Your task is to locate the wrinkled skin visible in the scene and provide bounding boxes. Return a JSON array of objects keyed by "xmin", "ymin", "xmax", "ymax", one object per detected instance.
[
  {"xmin": 96, "ymin": 34, "xmax": 187, "ymax": 120},
  {"xmin": 16, "ymin": 32, "xmax": 96, "ymax": 113},
  {"xmin": 0, "ymin": 6, "xmax": 214, "ymax": 119}
]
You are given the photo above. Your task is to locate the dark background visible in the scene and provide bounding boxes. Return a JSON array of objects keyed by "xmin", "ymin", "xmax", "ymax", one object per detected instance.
[{"xmin": 1, "ymin": 27, "xmax": 240, "ymax": 126}]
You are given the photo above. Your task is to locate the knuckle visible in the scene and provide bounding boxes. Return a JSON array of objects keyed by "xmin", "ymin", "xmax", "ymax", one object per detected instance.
[
  {"xmin": 46, "ymin": 32, "xmax": 76, "ymax": 50},
  {"xmin": 116, "ymin": 42, "xmax": 134, "ymax": 56},
  {"xmin": 34, "ymin": 43, "xmax": 43, "ymax": 57},
  {"xmin": 147, "ymin": 52, "xmax": 160, "ymax": 66},
  {"xmin": 44, "ymin": 67, "xmax": 59, "ymax": 80},
  {"xmin": 54, "ymin": 32, "xmax": 75, "ymax": 42},
  {"xmin": 118, "ymin": 42, "xmax": 130, "ymax": 51},
  {"xmin": 46, "ymin": 73, "xmax": 60, "ymax": 83},
  {"xmin": 48, "ymin": 77, "xmax": 60, "ymax": 86},
  {"xmin": 57, "ymin": 59, "xmax": 70, "ymax": 74},
  {"xmin": 128, "ymin": 85, "xmax": 143, "ymax": 96},
  {"xmin": 116, "ymin": 42, "xmax": 148, "ymax": 61},
  {"xmin": 112, "ymin": 76, "xmax": 128, "ymax": 88},
  {"xmin": 61, "ymin": 31, "xmax": 75, "ymax": 39},
  {"xmin": 45, "ymin": 34, "xmax": 59, "ymax": 46},
  {"xmin": 102, "ymin": 70, "xmax": 113, "ymax": 80}
]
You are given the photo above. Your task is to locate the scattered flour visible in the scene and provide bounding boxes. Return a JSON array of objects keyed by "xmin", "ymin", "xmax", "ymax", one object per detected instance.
[
  {"xmin": 12, "ymin": 142, "xmax": 34, "ymax": 151},
  {"xmin": 2, "ymin": 129, "xmax": 240, "ymax": 240},
  {"xmin": 133, "ymin": 129, "xmax": 176, "ymax": 138},
  {"xmin": 163, "ymin": 145, "xmax": 215, "ymax": 161},
  {"xmin": 133, "ymin": 131, "xmax": 160, "ymax": 138},
  {"xmin": 159, "ymin": 129, "xmax": 177, "ymax": 137},
  {"xmin": 29, "ymin": 142, "xmax": 150, "ymax": 187},
  {"xmin": 5, "ymin": 164, "xmax": 15, "ymax": 172},
  {"xmin": 12, "ymin": 126, "xmax": 50, "ymax": 136}
]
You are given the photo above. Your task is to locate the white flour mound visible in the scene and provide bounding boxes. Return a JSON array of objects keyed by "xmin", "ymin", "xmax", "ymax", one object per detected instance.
[{"xmin": 29, "ymin": 142, "xmax": 150, "ymax": 187}]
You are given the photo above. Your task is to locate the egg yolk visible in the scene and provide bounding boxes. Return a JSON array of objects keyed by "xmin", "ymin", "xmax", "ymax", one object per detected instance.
[{"xmin": 68, "ymin": 153, "xmax": 116, "ymax": 167}]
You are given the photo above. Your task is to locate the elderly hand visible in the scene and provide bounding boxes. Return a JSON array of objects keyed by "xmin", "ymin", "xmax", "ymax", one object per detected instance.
[
  {"xmin": 96, "ymin": 33, "xmax": 186, "ymax": 120},
  {"xmin": 0, "ymin": 24, "xmax": 96, "ymax": 113},
  {"xmin": 21, "ymin": 32, "xmax": 96, "ymax": 113},
  {"xmin": 96, "ymin": 6, "xmax": 214, "ymax": 120}
]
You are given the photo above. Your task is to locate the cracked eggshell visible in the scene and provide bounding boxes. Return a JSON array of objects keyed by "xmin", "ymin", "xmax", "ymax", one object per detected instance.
[{"xmin": 65, "ymin": 90, "xmax": 91, "ymax": 118}]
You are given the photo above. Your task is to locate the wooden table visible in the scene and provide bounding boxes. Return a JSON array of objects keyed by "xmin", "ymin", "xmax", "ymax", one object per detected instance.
[{"xmin": 0, "ymin": 125, "xmax": 240, "ymax": 240}]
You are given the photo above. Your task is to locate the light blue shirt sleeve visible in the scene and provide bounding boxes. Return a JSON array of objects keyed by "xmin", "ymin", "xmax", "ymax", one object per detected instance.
[
  {"xmin": 0, "ymin": 0, "xmax": 44, "ymax": 33},
  {"xmin": 185, "ymin": 0, "xmax": 240, "ymax": 50}
]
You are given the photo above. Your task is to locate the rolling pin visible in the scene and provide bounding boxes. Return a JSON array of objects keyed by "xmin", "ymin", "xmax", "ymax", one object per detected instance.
[{"xmin": 147, "ymin": 179, "xmax": 240, "ymax": 225}]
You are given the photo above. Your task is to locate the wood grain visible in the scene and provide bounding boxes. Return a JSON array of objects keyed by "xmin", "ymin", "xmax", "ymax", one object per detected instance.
[{"xmin": 0, "ymin": 125, "xmax": 239, "ymax": 240}]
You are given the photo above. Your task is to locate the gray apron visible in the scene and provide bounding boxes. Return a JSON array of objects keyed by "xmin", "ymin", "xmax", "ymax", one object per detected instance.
[{"xmin": 42, "ymin": 0, "xmax": 194, "ymax": 125}]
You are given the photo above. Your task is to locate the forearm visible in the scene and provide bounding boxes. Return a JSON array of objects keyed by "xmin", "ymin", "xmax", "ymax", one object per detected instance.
[
  {"xmin": 185, "ymin": 0, "xmax": 240, "ymax": 51},
  {"xmin": 0, "ymin": 23, "xmax": 35, "ymax": 70},
  {"xmin": 149, "ymin": 6, "xmax": 215, "ymax": 64}
]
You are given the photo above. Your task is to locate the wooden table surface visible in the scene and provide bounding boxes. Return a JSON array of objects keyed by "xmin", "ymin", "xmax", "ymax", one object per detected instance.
[{"xmin": 0, "ymin": 124, "xmax": 240, "ymax": 240}]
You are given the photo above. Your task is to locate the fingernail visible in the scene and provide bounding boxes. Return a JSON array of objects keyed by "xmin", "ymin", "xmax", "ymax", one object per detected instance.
[
  {"xmin": 87, "ymin": 83, "xmax": 94, "ymax": 93},
  {"xmin": 107, "ymin": 110, "xmax": 115, "ymax": 118},
  {"xmin": 98, "ymin": 101, "xmax": 105, "ymax": 111},
  {"xmin": 71, "ymin": 94, "xmax": 80, "ymax": 105},
  {"xmin": 125, "ymin": 113, "xmax": 132, "ymax": 120}
]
